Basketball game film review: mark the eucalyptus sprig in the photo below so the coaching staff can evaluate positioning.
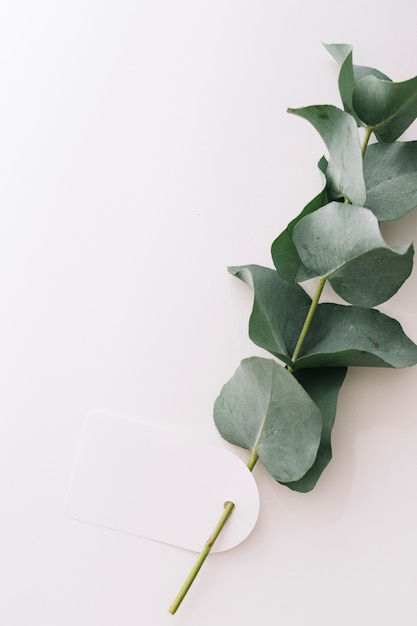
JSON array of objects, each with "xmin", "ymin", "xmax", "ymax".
[{"xmin": 169, "ymin": 43, "xmax": 417, "ymax": 614}]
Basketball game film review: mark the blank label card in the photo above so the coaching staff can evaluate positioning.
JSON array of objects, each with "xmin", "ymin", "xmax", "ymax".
[{"xmin": 65, "ymin": 411, "xmax": 260, "ymax": 552}]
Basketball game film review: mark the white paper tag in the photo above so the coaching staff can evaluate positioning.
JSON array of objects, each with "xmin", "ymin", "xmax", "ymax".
[{"xmin": 65, "ymin": 412, "xmax": 259, "ymax": 552}]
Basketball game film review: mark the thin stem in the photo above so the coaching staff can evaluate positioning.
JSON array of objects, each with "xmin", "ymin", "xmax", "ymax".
[
  {"xmin": 361, "ymin": 127, "xmax": 373, "ymax": 157},
  {"xmin": 168, "ymin": 501, "xmax": 235, "ymax": 615},
  {"xmin": 247, "ymin": 450, "xmax": 258, "ymax": 472},
  {"xmin": 288, "ymin": 276, "xmax": 327, "ymax": 371},
  {"xmin": 168, "ymin": 455, "xmax": 258, "ymax": 615}
]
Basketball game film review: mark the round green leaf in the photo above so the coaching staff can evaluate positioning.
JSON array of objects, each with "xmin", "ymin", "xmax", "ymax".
[
  {"xmin": 352, "ymin": 74, "xmax": 417, "ymax": 142},
  {"xmin": 285, "ymin": 303, "xmax": 417, "ymax": 370},
  {"xmin": 364, "ymin": 141, "xmax": 417, "ymax": 220},
  {"xmin": 213, "ymin": 357, "xmax": 322, "ymax": 483},
  {"xmin": 292, "ymin": 202, "xmax": 414, "ymax": 306}
]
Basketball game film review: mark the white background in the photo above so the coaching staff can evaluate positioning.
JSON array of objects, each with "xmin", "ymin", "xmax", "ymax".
[{"xmin": 2, "ymin": 1, "xmax": 417, "ymax": 624}]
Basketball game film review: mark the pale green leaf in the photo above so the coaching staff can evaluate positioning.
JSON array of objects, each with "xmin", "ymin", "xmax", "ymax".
[
  {"xmin": 288, "ymin": 105, "xmax": 366, "ymax": 204},
  {"xmin": 293, "ymin": 202, "xmax": 414, "ymax": 306},
  {"xmin": 323, "ymin": 42, "xmax": 352, "ymax": 66},
  {"xmin": 364, "ymin": 141, "xmax": 417, "ymax": 220},
  {"xmin": 213, "ymin": 357, "xmax": 322, "ymax": 483}
]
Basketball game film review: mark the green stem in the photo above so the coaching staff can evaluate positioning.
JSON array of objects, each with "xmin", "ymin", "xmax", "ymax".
[
  {"xmin": 168, "ymin": 501, "xmax": 235, "ymax": 615},
  {"xmin": 247, "ymin": 450, "xmax": 258, "ymax": 472},
  {"xmin": 361, "ymin": 126, "xmax": 373, "ymax": 157},
  {"xmin": 288, "ymin": 276, "xmax": 327, "ymax": 372},
  {"xmin": 168, "ymin": 455, "xmax": 258, "ymax": 615}
]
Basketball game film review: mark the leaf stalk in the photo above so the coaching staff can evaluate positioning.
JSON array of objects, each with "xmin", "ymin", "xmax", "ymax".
[
  {"xmin": 361, "ymin": 126, "xmax": 373, "ymax": 157},
  {"xmin": 288, "ymin": 276, "xmax": 327, "ymax": 371},
  {"xmin": 168, "ymin": 501, "xmax": 235, "ymax": 615},
  {"xmin": 168, "ymin": 455, "xmax": 258, "ymax": 615}
]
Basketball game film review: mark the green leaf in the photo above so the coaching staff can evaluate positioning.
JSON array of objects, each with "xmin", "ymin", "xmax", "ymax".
[
  {"xmin": 353, "ymin": 65, "xmax": 391, "ymax": 83},
  {"xmin": 271, "ymin": 184, "xmax": 327, "ymax": 283},
  {"xmin": 352, "ymin": 74, "xmax": 417, "ymax": 142},
  {"xmin": 323, "ymin": 42, "xmax": 352, "ymax": 66},
  {"xmin": 228, "ymin": 265, "xmax": 311, "ymax": 364},
  {"xmin": 281, "ymin": 367, "xmax": 347, "ymax": 492},
  {"xmin": 325, "ymin": 45, "xmax": 356, "ymax": 120},
  {"xmin": 213, "ymin": 357, "xmax": 323, "ymax": 483},
  {"xmin": 324, "ymin": 43, "xmax": 390, "ymax": 125},
  {"xmin": 364, "ymin": 141, "xmax": 417, "ymax": 220},
  {"xmin": 288, "ymin": 105, "xmax": 366, "ymax": 204},
  {"xmin": 271, "ymin": 229, "xmax": 312, "ymax": 284},
  {"xmin": 293, "ymin": 201, "xmax": 414, "ymax": 306},
  {"xmin": 285, "ymin": 303, "xmax": 417, "ymax": 369}
]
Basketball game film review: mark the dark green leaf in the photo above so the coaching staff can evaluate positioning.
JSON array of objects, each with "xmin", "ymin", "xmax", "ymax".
[
  {"xmin": 213, "ymin": 357, "xmax": 323, "ymax": 482},
  {"xmin": 288, "ymin": 105, "xmax": 366, "ymax": 204},
  {"xmin": 353, "ymin": 74, "xmax": 417, "ymax": 142},
  {"xmin": 324, "ymin": 43, "xmax": 390, "ymax": 125},
  {"xmin": 228, "ymin": 265, "xmax": 311, "ymax": 364},
  {"xmin": 285, "ymin": 303, "xmax": 417, "ymax": 369},
  {"xmin": 271, "ymin": 229, "xmax": 312, "ymax": 284},
  {"xmin": 271, "ymin": 184, "xmax": 327, "ymax": 282},
  {"xmin": 364, "ymin": 141, "xmax": 417, "ymax": 220},
  {"xmin": 293, "ymin": 202, "xmax": 414, "ymax": 306},
  {"xmin": 281, "ymin": 367, "xmax": 347, "ymax": 492},
  {"xmin": 339, "ymin": 68, "xmax": 356, "ymax": 115}
]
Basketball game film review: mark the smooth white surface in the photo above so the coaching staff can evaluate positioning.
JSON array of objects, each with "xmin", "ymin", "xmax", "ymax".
[
  {"xmin": 65, "ymin": 411, "xmax": 259, "ymax": 552},
  {"xmin": 1, "ymin": 1, "xmax": 417, "ymax": 625}
]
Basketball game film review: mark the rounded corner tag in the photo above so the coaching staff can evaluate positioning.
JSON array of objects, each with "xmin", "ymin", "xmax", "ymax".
[{"xmin": 65, "ymin": 411, "xmax": 260, "ymax": 552}]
